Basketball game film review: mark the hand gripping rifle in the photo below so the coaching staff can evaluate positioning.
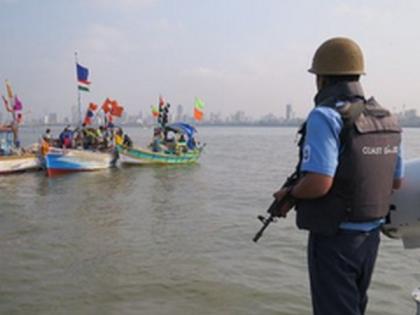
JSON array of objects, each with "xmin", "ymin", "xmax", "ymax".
[{"xmin": 253, "ymin": 172, "xmax": 299, "ymax": 243}]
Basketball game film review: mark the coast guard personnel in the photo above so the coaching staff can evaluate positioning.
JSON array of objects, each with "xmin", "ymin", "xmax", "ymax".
[{"xmin": 273, "ymin": 37, "xmax": 404, "ymax": 315}]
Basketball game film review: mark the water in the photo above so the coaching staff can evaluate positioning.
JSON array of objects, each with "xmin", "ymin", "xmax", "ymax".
[{"xmin": 1, "ymin": 126, "xmax": 420, "ymax": 314}]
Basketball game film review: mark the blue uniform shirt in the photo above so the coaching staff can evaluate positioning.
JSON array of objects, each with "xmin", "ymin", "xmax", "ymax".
[{"xmin": 301, "ymin": 105, "xmax": 404, "ymax": 231}]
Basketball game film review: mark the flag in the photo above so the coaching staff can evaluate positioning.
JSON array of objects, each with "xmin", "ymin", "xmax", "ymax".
[
  {"xmin": 1, "ymin": 95, "xmax": 13, "ymax": 112},
  {"xmin": 101, "ymin": 98, "xmax": 124, "ymax": 117},
  {"xmin": 88, "ymin": 102, "xmax": 98, "ymax": 111},
  {"xmin": 5, "ymin": 80, "xmax": 13, "ymax": 99},
  {"xmin": 83, "ymin": 102, "xmax": 98, "ymax": 125},
  {"xmin": 76, "ymin": 63, "xmax": 90, "ymax": 92},
  {"xmin": 13, "ymin": 95, "xmax": 23, "ymax": 111},
  {"xmin": 83, "ymin": 116, "xmax": 92, "ymax": 125},
  {"xmin": 194, "ymin": 108, "xmax": 203, "ymax": 121},
  {"xmin": 110, "ymin": 100, "xmax": 124, "ymax": 117},
  {"xmin": 194, "ymin": 97, "xmax": 205, "ymax": 121},
  {"xmin": 151, "ymin": 105, "xmax": 159, "ymax": 118},
  {"xmin": 102, "ymin": 98, "xmax": 112, "ymax": 113}
]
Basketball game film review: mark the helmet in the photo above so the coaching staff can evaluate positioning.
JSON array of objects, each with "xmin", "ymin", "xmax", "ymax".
[{"xmin": 309, "ymin": 37, "xmax": 365, "ymax": 75}]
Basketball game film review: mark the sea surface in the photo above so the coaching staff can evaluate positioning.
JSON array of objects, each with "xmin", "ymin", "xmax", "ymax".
[{"xmin": 1, "ymin": 126, "xmax": 420, "ymax": 315}]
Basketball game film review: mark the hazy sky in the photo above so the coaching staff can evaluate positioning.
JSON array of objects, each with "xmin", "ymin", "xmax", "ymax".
[{"xmin": 1, "ymin": 0, "xmax": 419, "ymax": 120}]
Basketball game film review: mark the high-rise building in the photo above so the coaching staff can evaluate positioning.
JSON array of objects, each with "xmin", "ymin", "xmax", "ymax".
[
  {"xmin": 44, "ymin": 113, "xmax": 58, "ymax": 125},
  {"xmin": 285, "ymin": 104, "xmax": 293, "ymax": 121}
]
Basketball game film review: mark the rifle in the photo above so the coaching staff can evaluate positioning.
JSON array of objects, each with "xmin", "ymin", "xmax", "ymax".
[{"xmin": 253, "ymin": 172, "xmax": 299, "ymax": 243}]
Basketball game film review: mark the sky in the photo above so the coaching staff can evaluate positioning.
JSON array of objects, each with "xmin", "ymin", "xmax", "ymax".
[{"xmin": 1, "ymin": 0, "xmax": 420, "ymax": 121}]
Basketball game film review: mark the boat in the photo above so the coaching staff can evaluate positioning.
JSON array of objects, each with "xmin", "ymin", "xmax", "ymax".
[
  {"xmin": 117, "ymin": 145, "xmax": 202, "ymax": 165},
  {"xmin": 43, "ymin": 59, "xmax": 124, "ymax": 177},
  {"xmin": 117, "ymin": 122, "xmax": 204, "ymax": 165},
  {"xmin": 45, "ymin": 147, "xmax": 115, "ymax": 176},
  {"xmin": 0, "ymin": 125, "xmax": 40, "ymax": 174}
]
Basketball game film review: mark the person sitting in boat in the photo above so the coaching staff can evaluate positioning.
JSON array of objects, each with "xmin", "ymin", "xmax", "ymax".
[
  {"xmin": 71, "ymin": 127, "xmax": 83, "ymax": 149},
  {"xmin": 82, "ymin": 126, "xmax": 98, "ymax": 150},
  {"xmin": 162, "ymin": 130, "xmax": 177, "ymax": 153},
  {"xmin": 95, "ymin": 126, "xmax": 105, "ymax": 150},
  {"xmin": 175, "ymin": 134, "xmax": 188, "ymax": 155},
  {"xmin": 100, "ymin": 126, "xmax": 112, "ymax": 149},
  {"xmin": 59, "ymin": 126, "xmax": 73, "ymax": 149},
  {"xmin": 149, "ymin": 128, "xmax": 163, "ymax": 152},
  {"xmin": 123, "ymin": 134, "xmax": 133, "ymax": 148}
]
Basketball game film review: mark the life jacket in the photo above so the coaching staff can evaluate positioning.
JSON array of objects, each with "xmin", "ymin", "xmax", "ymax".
[{"xmin": 295, "ymin": 82, "xmax": 402, "ymax": 236}]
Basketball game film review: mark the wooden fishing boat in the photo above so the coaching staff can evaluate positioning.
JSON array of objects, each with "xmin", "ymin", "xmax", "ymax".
[
  {"xmin": 117, "ymin": 122, "xmax": 204, "ymax": 166},
  {"xmin": 0, "ymin": 126, "xmax": 40, "ymax": 174},
  {"xmin": 0, "ymin": 152, "xmax": 40, "ymax": 174},
  {"xmin": 45, "ymin": 147, "xmax": 115, "ymax": 176},
  {"xmin": 117, "ymin": 145, "xmax": 202, "ymax": 165}
]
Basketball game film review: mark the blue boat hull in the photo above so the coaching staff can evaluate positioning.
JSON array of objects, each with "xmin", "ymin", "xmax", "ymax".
[{"xmin": 45, "ymin": 149, "xmax": 114, "ymax": 176}]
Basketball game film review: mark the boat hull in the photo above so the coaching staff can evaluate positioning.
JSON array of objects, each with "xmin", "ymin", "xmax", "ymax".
[
  {"xmin": 0, "ymin": 154, "xmax": 41, "ymax": 174},
  {"xmin": 117, "ymin": 145, "xmax": 202, "ymax": 165},
  {"xmin": 45, "ymin": 148, "xmax": 114, "ymax": 176}
]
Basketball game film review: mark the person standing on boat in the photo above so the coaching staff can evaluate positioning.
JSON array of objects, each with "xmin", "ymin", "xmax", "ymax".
[
  {"xmin": 59, "ymin": 126, "xmax": 73, "ymax": 149},
  {"xmin": 271, "ymin": 37, "xmax": 404, "ymax": 315},
  {"xmin": 114, "ymin": 128, "xmax": 124, "ymax": 146},
  {"xmin": 43, "ymin": 128, "xmax": 52, "ymax": 143}
]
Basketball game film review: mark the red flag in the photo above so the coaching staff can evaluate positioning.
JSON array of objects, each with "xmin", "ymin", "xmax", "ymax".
[
  {"xmin": 102, "ymin": 98, "xmax": 112, "ymax": 113},
  {"xmin": 83, "ymin": 117, "xmax": 91, "ymax": 125}
]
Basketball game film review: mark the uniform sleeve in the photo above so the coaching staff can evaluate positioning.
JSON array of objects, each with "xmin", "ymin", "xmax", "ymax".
[
  {"xmin": 394, "ymin": 144, "xmax": 404, "ymax": 179},
  {"xmin": 300, "ymin": 107, "xmax": 343, "ymax": 177}
]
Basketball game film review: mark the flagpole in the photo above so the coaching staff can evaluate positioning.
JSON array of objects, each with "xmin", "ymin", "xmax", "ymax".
[
  {"xmin": 75, "ymin": 51, "xmax": 81, "ymax": 126},
  {"xmin": 5, "ymin": 80, "xmax": 16, "ymax": 123}
]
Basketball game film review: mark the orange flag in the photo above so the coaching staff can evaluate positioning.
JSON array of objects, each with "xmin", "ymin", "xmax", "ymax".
[
  {"xmin": 102, "ymin": 98, "xmax": 112, "ymax": 113},
  {"xmin": 193, "ymin": 97, "xmax": 204, "ymax": 121},
  {"xmin": 102, "ymin": 98, "xmax": 123, "ymax": 117},
  {"xmin": 151, "ymin": 105, "xmax": 159, "ymax": 118},
  {"xmin": 88, "ymin": 102, "xmax": 98, "ymax": 111},
  {"xmin": 194, "ymin": 108, "xmax": 203, "ymax": 121},
  {"xmin": 110, "ymin": 100, "xmax": 124, "ymax": 117}
]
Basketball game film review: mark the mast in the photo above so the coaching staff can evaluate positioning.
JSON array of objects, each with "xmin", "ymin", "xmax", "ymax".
[
  {"xmin": 5, "ymin": 79, "xmax": 18, "ymax": 146},
  {"xmin": 75, "ymin": 51, "xmax": 82, "ymax": 126}
]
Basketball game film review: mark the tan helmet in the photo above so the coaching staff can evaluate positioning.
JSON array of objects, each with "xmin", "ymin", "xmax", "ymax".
[{"xmin": 308, "ymin": 37, "xmax": 365, "ymax": 75}]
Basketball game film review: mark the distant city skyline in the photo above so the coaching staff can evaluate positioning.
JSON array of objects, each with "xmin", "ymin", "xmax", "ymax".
[
  {"xmin": 5, "ymin": 102, "xmax": 419, "ymax": 128},
  {"xmin": 1, "ymin": 1, "xmax": 420, "ymax": 120}
]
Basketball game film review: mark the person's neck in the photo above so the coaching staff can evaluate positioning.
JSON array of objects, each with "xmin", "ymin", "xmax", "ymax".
[{"xmin": 314, "ymin": 81, "xmax": 364, "ymax": 105}]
